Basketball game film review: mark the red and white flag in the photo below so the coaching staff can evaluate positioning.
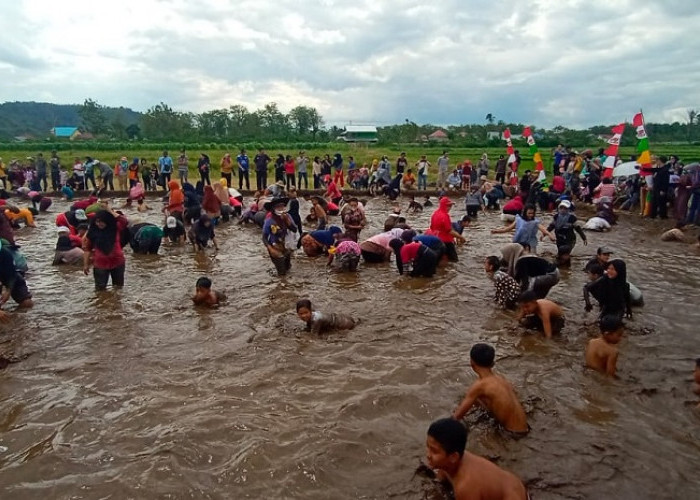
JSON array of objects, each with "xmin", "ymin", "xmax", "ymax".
[
  {"xmin": 602, "ymin": 123, "xmax": 625, "ymax": 178},
  {"xmin": 503, "ymin": 129, "xmax": 517, "ymax": 165}
]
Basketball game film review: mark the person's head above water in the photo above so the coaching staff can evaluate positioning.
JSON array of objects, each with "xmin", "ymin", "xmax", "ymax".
[
  {"xmin": 606, "ymin": 259, "xmax": 627, "ymax": 281},
  {"xmin": 521, "ymin": 205, "xmax": 536, "ymax": 221},
  {"xmin": 470, "ymin": 343, "xmax": 495, "ymax": 369},
  {"xmin": 426, "ymin": 418, "xmax": 467, "ymax": 473},
  {"xmin": 296, "ymin": 299, "xmax": 313, "ymax": 323},
  {"xmin": 600, "ymin": 315, "xmax": 624, "ymax": 344},
  {"xmin": 484, "ymin": 255, "xmax": 501, "ymax": 274},
  {"xmin": 518, "ymin": 290, "xmax": 539, "ymax": 314},
  {"xmin": 196, "ymin": 277, "xmax": 212, "ymax": 290}
]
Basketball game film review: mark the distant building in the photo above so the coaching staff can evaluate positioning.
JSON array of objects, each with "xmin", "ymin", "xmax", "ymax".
[
  {"xmin": 428, "ymin": 129, "xmax": 449, "ymax": 142},
  {"xmin": 72, "ymin": 131, "xmax": 95, "ymax": 141},
  {"xmin": 486, "ymin": 131, "xmax": 500, "ymax": 140},
  {"xmin": 13, "ymin": 134, "xmax": 34, "ymax": 142},
  {"xmin": 50, "ymin": 126, "xmax": 79, "ymax": 138},
  {"xmin": 337, "ymin": 125, "xmax": 378, "ymax": 143}
]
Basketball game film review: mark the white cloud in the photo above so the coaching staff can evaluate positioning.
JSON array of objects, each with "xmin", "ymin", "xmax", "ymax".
[{"xmin": 0, "ymin": 0, "xmax": 699, "ymax": 128}]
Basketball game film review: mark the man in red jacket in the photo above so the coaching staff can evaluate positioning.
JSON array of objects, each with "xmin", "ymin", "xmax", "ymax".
[{"xmin": 427, "ymin": 197, "xmax": 465, "ymax": 262}]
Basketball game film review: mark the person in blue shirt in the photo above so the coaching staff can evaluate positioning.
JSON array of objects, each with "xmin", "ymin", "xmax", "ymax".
[
  {"xmin": 452, "ymin": 215, "xmax": 471, "ymax": 235},
  {"xmin": 262, "ymin": 197, "xmax": 297, "ymax": 276},
  {"xmin": 236, "ymin": 149, "xmax": 250, "ymax": 190},
  {"xmin": 158, "ymin": 150, "xmax": 173, "ymax": 187}
]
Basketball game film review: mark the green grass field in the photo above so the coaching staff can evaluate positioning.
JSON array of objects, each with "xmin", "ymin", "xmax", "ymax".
[{"xmin": 2, "ymin": 144, "xmax": 699, "ymax": 188}]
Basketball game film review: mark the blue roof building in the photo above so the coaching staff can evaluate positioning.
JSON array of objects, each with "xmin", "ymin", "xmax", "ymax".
[{"xmin": 51, "ymin": 127, "xmax": 79, "ymax": 138}]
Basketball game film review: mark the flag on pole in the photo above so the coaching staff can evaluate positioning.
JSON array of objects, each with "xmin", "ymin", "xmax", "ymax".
[
  {"xmin": 503, "ymin": 129, "xmax": 517, "ymax": 166},
  {"xmin": 633, "ymin": 112, "xmax": 652, "ymax": 170},
  {"xmin": 602, "ymin": 123, "xmax": 625, "ymax": 178},
  {"xmin": 523, "ymin": 126, "xmax": 546, "ymax": 182}
]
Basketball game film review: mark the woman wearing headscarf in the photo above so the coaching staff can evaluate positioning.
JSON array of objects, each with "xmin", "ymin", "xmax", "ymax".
[
  {"xmin": 165, "ymin": 180, "xmax": 185, "ymax": 219},
  {"xmin": 83, "ymin": 209, "xmax": 128, "ymax": 290},
  {"xmin": 332, "ymin": 153, "xmax": 344, "ymax": 187},
  {"xmin": 214, "ymin": 178, "xmax": 233, "ymax": 221},
  {"xmin": 201, "ymin": 185, "xmax": 222, "ymax": 220},
  {"xmin": 546, "ymin": 200, "xmax": 587, "ymax": 266},
  {"xmin": 188, "ymin": 214, "xmax": 218, "ymax": 252},
  {"xmin": 359, "ymin": 227, "xmax": 404, "ymax": 263},
  {"xmin": 182, "ymin": 182, "xmax": 201, "ymax": 225},
  {"xmin": 584, "ymin": 259, "xmax": 632, "ymax": 320}
]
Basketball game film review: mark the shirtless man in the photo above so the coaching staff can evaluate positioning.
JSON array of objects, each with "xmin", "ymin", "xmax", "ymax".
[
  {"xmin": 453, "ymin": 343, "xmax": 528, "ymax": 434},
  {"xmin": 585, "ymin": 315, "xmax": 623, "ymax": 376},
  {"xmin": 517, "ymin": 290, "xmax": 564, "ymax": 339},
  {"xmin": 191, "ymin": 277, "xmax": 226, "ymax": 307},
  {"xmin": 425, "ymin": 418, "xmax": 528, "ymax": 500},
  {"xmin": 296, "ymin": 299, "xmax": 356, "ymax": 335}
]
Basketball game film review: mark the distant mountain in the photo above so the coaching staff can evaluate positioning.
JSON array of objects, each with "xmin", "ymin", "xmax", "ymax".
[{"xmin": 0, "ymin": 101, "xmax": 142, "ymax": 140}]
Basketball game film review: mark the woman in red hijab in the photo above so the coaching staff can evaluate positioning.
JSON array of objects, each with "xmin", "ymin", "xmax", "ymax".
[
  {"xmin": 202, "ymin": 185, "xmax": 222, "ymax": 219},
  {"xmin": 427, "ymin": 197, "xmax": 465, "ymax": 262},
  {"xmin": 165, "ymin": 180, "xmax": 184, "ymax": 219}
]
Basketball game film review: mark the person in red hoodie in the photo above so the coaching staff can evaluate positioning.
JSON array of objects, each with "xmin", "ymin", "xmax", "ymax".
[
  {"xmin": 83, "ymin": 209, "xmax": 128, "ymax": 290},
  {"xmin": 324, "ymin": 175, "xmax": 342, "ymax": 205},
  {"xmin": 427, "ymin": 197, "xmax": 465, "ymax": 262}
]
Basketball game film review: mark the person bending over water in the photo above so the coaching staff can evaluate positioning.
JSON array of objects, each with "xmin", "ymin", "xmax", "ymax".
[
  {"xmin": 296, "ymin": 299, "xmax": 356, "ymax": 335},
  {"xmin": 484, "ymin": 256, "xmax": 520, "ymax": 310},
  {"xmin": 425, "ymin": 418, "xmax": 528, "ymax": 500},
  {"xmin": 517, "ymin": 290, "xmax": 565, "ymax": 339},
  {"xmin": 452, "ymin": 343, "xmax": 529, "ymax": 434},
  {"xmin": 585, "ymin": 315, "xmax": 624, "ymax": 377},
  {"xmin": 0, "ymin": 238, "xmax": 33, "ymax": 309},
  {"xmin": 389, "ymin": 238, "xmax": 439, "ymax": 277},
  {"xmin": 192, "ymin": 277, "xmax": 226, "ymax": 307},
  {"xmin": 584, "ymin": 259, "xmax": 632, "ymax": 320}
]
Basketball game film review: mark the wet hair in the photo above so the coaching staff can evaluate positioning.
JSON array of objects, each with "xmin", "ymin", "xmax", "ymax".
[
  {"xmin": 196, "ymin": 277, "xmax": 212, "ymax": 289},
  {"xmin": 296, "ymin": 299, "xmax": 312, "ymax": 312},
  {"xmin": 600, "ymin": 315, "xmax": 623, "ymax": 333},
  {"xmin": 470, "ymin": 343, "xmax": 495, "ymax": 368},
  {"xmin": 586, "ymin": 262, "xmax": 604, "ymax": 276},
  {"xmin": 485, "ymin": 256, "xmax": 500, "ymax": 270},
  {"xmin": 427, "ymin": 418, "xmax": 467, "ymax": 457},
  {"xmin": 460, "ymin": 215, "xmax": 471, "ymax": 224},
  {"xmin": 518, "ymin": 290, "xmax": 538, "ymax": 304},
  {"xmin": 522, "ymin": 204, "xmax": 536, "ymax": 219}
]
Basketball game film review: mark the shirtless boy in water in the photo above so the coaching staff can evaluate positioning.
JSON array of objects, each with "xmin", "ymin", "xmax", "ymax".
[
  {"xmin": 517, "ymin": 290, "xmax": 565, "ymax": 339},
  {"xmin": 453, "ymin": 343, "xmax": 528, "ymax": 434},
  {"xmin": 191, "ymin": 277, "xmax": 226, "ymax": 307},
  {"xmin": 425, "ymin": 418, "xmax": 528, "ymax": 500},
  {"xmin": 296, "ymin": 299, "xmax": 356, "ymax": 335},
  {"xmin": 585, "ymin": 315, "xmax": 623, "ymax": 376}
]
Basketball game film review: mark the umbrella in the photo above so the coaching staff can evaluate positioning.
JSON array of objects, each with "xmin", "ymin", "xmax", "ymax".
[
  {"xmin": 684, "ymin": 162, "xmax": 699, "ymax": 173},
  {"xmin": 612, "ymin": 161, "xmax": 640, "ymax": 178}
]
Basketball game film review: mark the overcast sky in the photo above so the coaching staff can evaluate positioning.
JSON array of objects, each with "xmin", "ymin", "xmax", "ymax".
[{"xmin": 1, "ymin": 0, "xmax": 698, "ymax": 128}]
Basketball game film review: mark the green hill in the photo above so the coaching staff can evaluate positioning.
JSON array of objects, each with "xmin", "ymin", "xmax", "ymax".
[{"xmin": 0, "ymin": 101, "xmax": 142, "ymax": 140}]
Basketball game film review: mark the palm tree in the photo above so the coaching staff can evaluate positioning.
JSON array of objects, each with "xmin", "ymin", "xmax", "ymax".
[{"xmin": 485, "ymin": 113, "xmax": 495, "ymax": 125}]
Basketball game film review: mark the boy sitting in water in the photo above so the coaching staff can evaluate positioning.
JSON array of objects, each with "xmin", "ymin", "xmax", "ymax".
[
  {"xmin": 191, "ymin": 277, "xmax": 226, "ymax": 307},
  {"xmin": 296, "ymin": 299, "xmax": 356, "ymax": 335},
  {"xmin": 425, "ymin": 418, "xmax": 528, "ymax": 500},
  {"xmin": 585, "ymin": 315, "xmax": 623, "ymax": 376},
  {"xmin": 517, "ymin": 290, "xmax": 565, "ymax": 339},
  {"xmin": 453, "ymin": 343, "xmax": 528, "ymax": 434}
]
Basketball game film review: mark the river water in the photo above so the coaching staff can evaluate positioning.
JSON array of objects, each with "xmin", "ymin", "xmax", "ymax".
[{"xmin": 1, "ymin": 195, "xmax": 699, "ymax": 499}]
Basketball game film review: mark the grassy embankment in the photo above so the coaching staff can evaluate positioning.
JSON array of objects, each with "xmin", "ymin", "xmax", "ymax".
[{"xmin": 3, "ymin": 144, "xmax": 699, "ymax": 188}]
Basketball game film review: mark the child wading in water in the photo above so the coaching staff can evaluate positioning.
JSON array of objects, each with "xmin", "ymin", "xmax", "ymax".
[
  {"xmin": 585, "ymin": 315, "xmax": 623, "ymax": 376},
  {"xmin": 425, "ymin": 418, "xmax": 528, "ymax": 500},
  {"xmin": 191, "ymin": 277, "xmax": 226, "ymax": 307},
  {"xmin": 517, "ymin": 290, "xmax": 565, "ymax": 338},
  {"xmin": 453, "ymin": 343, "xmax": 528, "ymax": 434},
  {"xmin": 296, "ymin": 299, "xmax": 356, "ymax": 335}
]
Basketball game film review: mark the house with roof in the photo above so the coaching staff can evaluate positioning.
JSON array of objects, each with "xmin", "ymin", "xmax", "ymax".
[
  {"xmin": 428, "ymin": 129, "xmax": 449, "ymax": 142},
  {"xmin": 337, "ymin": 125, "xmax": 378, "ymax": 143},
  {"xmin": 50, "ymin": 127, "xmax": 79, "ymax": 139},
  {"xmin": 486, "ymin": 131, "xmax": 501, "ymax": 141}
]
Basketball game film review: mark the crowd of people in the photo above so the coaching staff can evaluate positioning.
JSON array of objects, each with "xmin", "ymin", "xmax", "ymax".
[{"xmin": 1, "ymin": 145, "xmax": 699, "ymax": 500}]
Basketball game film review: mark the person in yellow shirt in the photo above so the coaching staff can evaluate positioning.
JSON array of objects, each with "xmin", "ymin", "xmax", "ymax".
[
  {"xmin": 220, "ymin": 153, "xmax": 234, "ymax": 190},
  {"xmin": 4, "ymin": 206, "xmax": 36, "ymax": 228}
]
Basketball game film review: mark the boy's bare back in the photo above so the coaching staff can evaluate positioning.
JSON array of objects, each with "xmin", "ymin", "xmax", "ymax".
[
  {"xmin": 452, "ymin": 452, "xmax": 527, "ymax": 500},
  {"xmin": 585, "ymin": 337, "xmax": 618, "ymax": 376},
  {"xmin": 456, "ymin": 375, "xmax": 528, "ymax": 433}
]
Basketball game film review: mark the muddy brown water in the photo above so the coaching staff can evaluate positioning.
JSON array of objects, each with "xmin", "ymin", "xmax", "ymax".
[{"xmin": 1, "ymin": 196, "xmax": 699, "ymax": 499}]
